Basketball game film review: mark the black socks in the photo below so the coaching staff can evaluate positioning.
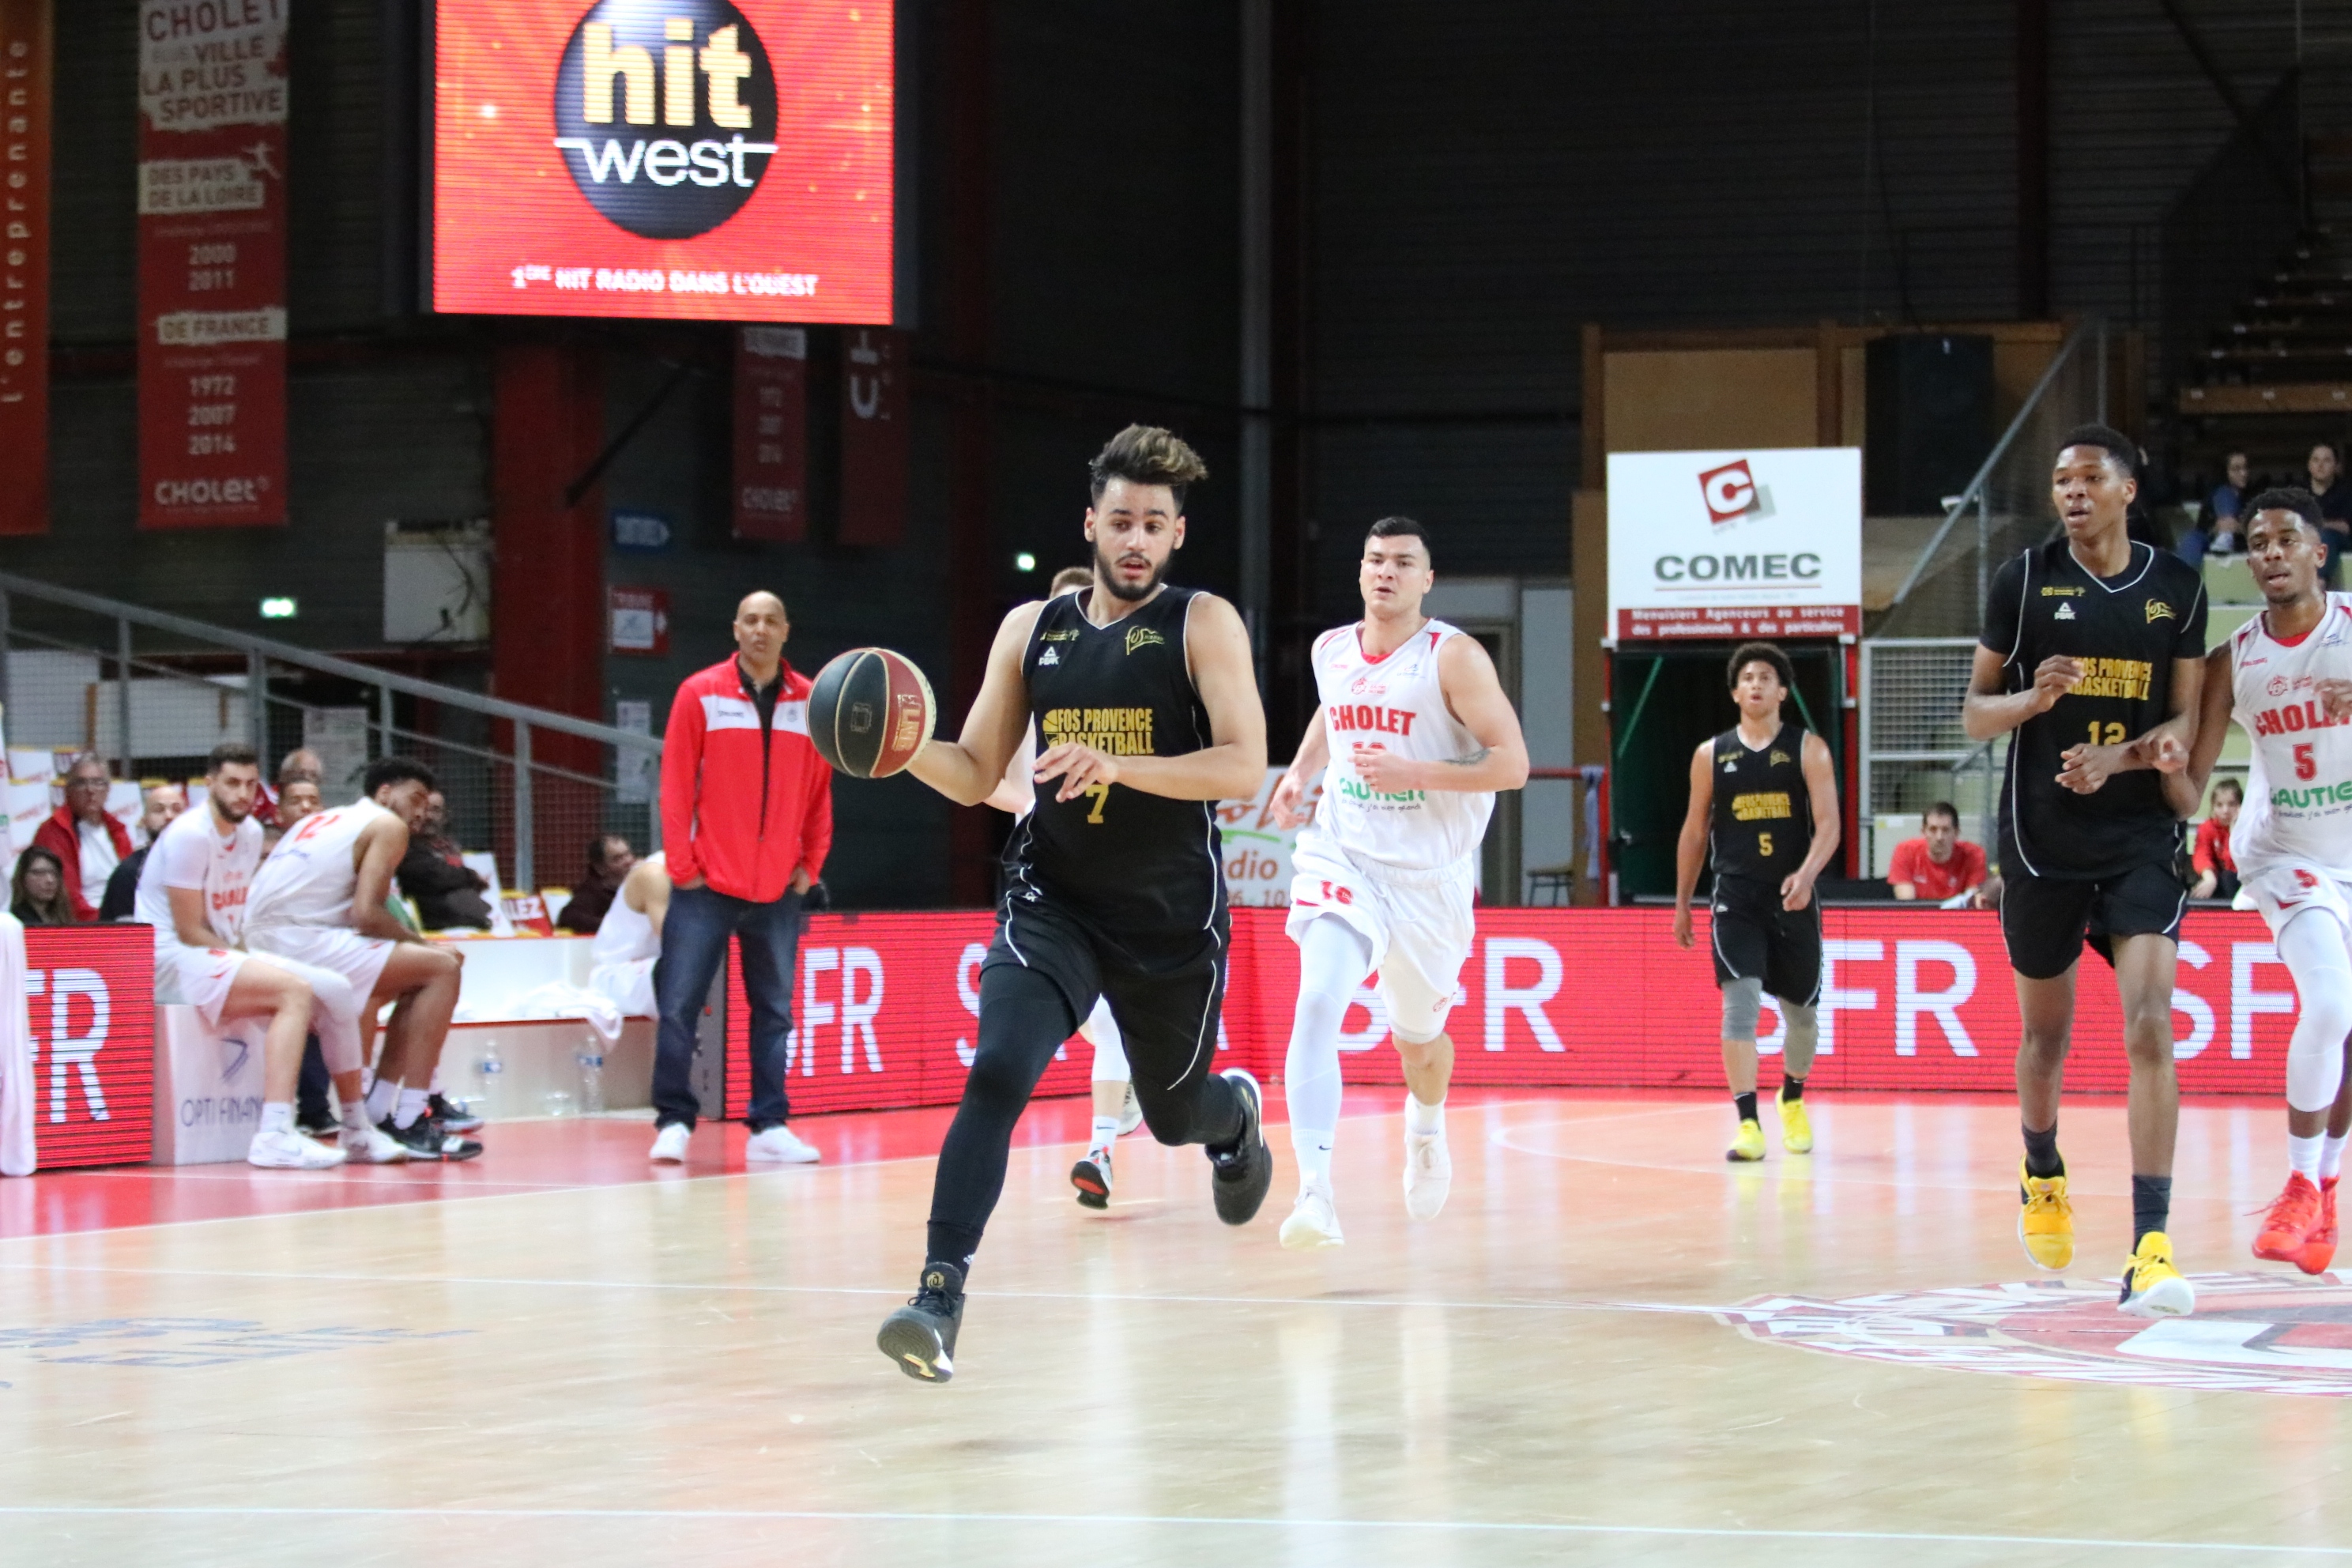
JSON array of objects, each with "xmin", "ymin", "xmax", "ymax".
[
  {"xmin": 925, "ymin": 1225, "xmax": 981, "ymax": 1280},
  {"xmin": 1733, "ymin": 1091, "xmax": 1758, "ymax": 1124},
  {"xmin": 1781, "ymin": 1076, "xmax": 1805, "ymax": 1102},
  {"xmin": 2131, "ymin": 1175, "xmax": 2172, "ymax": 1247},
  {"xmin": 2022, "ymin": 1122, "xmax": 2063, "ymax": 1179}
]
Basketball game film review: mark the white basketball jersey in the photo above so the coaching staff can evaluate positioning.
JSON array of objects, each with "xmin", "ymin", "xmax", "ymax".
[
  {"xmin": 134, "ymin": 806, "xmax": 262, "ymax": 952},
  {"xmin": 1307, "ymin": 618, "xmax": 1493, "ymax": 872},
  {"xmin": 246, "ymin": 797, "xmax": 394, "ymax": 930},
  {"xmin": 2230, "ymin": 594, "xmax": 2352, "ymax": 878},
  {"xmin": 592, "ymin": 852, "xmax": 665, "ymax": 967}
]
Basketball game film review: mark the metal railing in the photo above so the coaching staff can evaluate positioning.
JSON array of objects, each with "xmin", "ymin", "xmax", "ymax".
[{"xmin": 0, "ymin": 572, "xmax": 662, "ymax": 895}]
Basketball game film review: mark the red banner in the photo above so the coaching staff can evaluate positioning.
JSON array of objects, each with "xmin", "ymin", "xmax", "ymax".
[
  {"xmin": 721, "ymin": 906, "xmax": 2309, "ymax": 1118},
  {"xmin": 1616, "ymin": 605, "xmax": 1863, "ymax": 641},
  {"xmin": 135, "ymin": 0, "xmax": 288, "ymax": 529},
  {"xmin": 27, "ymin": 925, "xmax": 156, "ymax": 1169},
  {"xmin": 0, "ymin": 0, "xmax": 49, "ymax": 536},
  {"xmin": 733, "ymin": 325, "xmax": 806, "ymax": 541},
  {"xmin": 839, "ymin": 326, "xmax": 906, "ymax": 547}
]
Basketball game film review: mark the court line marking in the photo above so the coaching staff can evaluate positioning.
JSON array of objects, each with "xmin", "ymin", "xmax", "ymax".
[{"xmin": 0, "ymin": 1504, "xmax": 2344, "ymax": 1554}]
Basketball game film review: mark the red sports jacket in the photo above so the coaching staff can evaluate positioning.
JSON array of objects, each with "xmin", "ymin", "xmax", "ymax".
[
  {"xmin": 661, "ymin": 657, "xmax": 833, "ymax": 903},
  {"xmin": 32, "ymin": 805, "xmax": 134, "ymax": 923}
]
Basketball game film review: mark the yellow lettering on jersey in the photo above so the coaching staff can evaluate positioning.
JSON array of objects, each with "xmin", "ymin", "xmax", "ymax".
[
  {"xmin": 1769, "ymin": 749, "xmax": 1792, "ymax": 767},
  {"xmin": 2069, "ymin": 658, "xmax": 2152, "ymax": 700},
  {"xmin": 1124, "ymin": 627, "xmax": 1167, "ymax": 655},
  {"xmin": 2041, "ymin": 586, "xmax": 2083, "ymax": 596},
  {"xmin": 1041, "ymin": 706, "xmax": 1158, "ymax": 756},
  {"xmin": 2146, "ymin": 599, "xmax": 2176, "ymax": 623},
  {"xmin": 1731, "ymin": 792, "xmax": 1792, "ymax": 822}
]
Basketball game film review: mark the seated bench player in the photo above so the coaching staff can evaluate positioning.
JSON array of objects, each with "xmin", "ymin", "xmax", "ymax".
[
  {"xmin": 135, "ymin": 743, "xmax": 407, "ymax": 1168},
  {"xmin": 590, "ymin": 850, "xmax": 669, "ymax": 1017}
]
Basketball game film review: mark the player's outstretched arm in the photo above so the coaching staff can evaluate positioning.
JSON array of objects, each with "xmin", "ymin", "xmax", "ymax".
[
  {"xmin": 1037, "ymin": 594, "xmax": 1268, "ymax": 804},
  {"xmin": 1354, "ymin": 633, "xmax": 1531, "ymax": 796},
  {"xmin": 1671, "ymin": 737, "xmax": 1713, "ymax": 950},
  {"xmin": 351, "ymin": 817, "xmax": 427, "ymax": 944},
  {"xmin": 2162, "ymin": 645, "xmax": 2235, "ymax": 820},
  {"xmin": 906, "ymin": 603, "xmax": 1046, "ymax": 808},
  {"xmin": 1782, "ymin": 732, "xmax": 1842, "ymax": 911},
  {"xmin": 1962, "ymin": 644, "xmax": 2079, "ymax": 741},
  {"xmin": 1270, "ymin": 709, "xmax": 1330, "ymax": 828}
]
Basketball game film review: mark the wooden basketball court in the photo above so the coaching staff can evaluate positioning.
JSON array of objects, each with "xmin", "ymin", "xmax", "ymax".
[{"xmin": 4, "ymin": 1089, "xmax": 2350, "ymax": 1566}]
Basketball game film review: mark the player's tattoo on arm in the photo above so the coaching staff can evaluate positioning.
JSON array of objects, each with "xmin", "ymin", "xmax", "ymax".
[{"xmin": 1441, "ymin": 746, "xmax": 1493, "ymax": 768}]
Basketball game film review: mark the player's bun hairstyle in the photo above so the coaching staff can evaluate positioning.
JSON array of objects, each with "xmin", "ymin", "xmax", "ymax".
[
  {"xmin": 1726, "ymin": 641, "xmax": 1796, "ymax": 695},
  {"xmin": 2056, "ymin": 423, "xmax": 2139, "ymax": 478},
  {"xmin": 1089, "ymin": 424, "xmax": 1209, "ymax": 509},
  {"xmin": 2246, "ymin": 485, "xmax": 2324, "ymax": 531},
  {"xmin": 362, "ymin": 756, "xmax": 439, "ymax": 797},
  {"xmin": 206, "ymin": 741, "xmax": 258, "ymax": 773},
  {"xmin": 1049, "ymin": 565, "xmax": 1095, "ymax": 594},
  {"xmin": 1924, "ymin": 801, "xmax": 1961, "ymax": 828},
  {"xmin": 1367, "ymin": 514, "xmax": 1433, "ymax": 559}
]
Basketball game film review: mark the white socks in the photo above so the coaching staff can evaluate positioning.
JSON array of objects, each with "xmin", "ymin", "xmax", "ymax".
[
  {"xmin": 259, "ymin": 1102, "xmax": 293, "ymax": 1136},
  {"xmin": 364, "ymin": 1076, "xmax": 400, "ymax": 1125},
  {"xmin": 1284, "ymin": 915, "xmax": 1370, "ymax": 1189},
  {"xmin": 2327, "ymin": 1133, "xmax": 2350, "ymax": 1183},
  {"xmin": 2292, "ymin": 1132, "xmax": 2324, "ymax": 1183},
  {"xmin": 1405, "ymin": 1092, "xmax": 1445, "ymax": 1137},
  {"xmin": 394, "ymin": 1086, "xmax": 430, "ymax": 1130},
  {"xmin": 1089, "ymin": 1115, "xmax": 1121, "ymax": 1152},
  {"xmin": 341, "ymin": 1099, "xmax": 373, "ymax": 1137}
]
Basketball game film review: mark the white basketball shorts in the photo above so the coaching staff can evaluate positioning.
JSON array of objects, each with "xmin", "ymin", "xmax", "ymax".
[
  {"xmin": 2246, "ymin": 860, "xmax": 2352, "ymax": 941},
  {"xmin": 242, "ymin": 925, "xmax": 397, "ymax": 1020},
  {"xmin": 590, "ymin": 956, "xmax": 658, "ymax": 1019},
  {"xmin": 154, "ymin": 940, "xmax": 246, "ymax": 1027},
  {"xmin": 1286, "ymin": 830, "xmax": 1476, "ymax": 1043}
]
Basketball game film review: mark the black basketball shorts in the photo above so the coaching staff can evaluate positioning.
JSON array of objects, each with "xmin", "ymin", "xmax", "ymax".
[
  {"xmin": 982, "ymin": 890, "xmax": 1229, "ymax": 1093},
  {"xmin": 1999, "ymin": 859, "xmax": 2188, "ymax": 980},
  {"xmin": 1709, "ymin": 874, "xmax": 1824, "ymax": 1006}
]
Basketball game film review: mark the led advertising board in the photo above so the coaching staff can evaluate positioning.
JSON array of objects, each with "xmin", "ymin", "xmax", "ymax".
[{"xmin": 431, "ymin": 0, "xmax": 893, "ymax": 322}]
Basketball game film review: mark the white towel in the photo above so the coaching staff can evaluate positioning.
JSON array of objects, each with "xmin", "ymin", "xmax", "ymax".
[{"xmin": 0, "ymin": 912, "xmax": 35, "ymax": 1175}]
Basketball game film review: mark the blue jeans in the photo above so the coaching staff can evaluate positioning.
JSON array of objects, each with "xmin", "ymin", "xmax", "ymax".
[{"xmin": 652, "ymin": 884, "xmax": 805, "ymax": 1132}]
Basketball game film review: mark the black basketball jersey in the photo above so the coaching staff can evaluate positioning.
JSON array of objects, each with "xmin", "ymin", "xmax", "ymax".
[
  {"xmin": 1005, "ymin": 585, "xmax": 1226, "ymax": 939},
  {"xmin": 1981, "ymin": 538, "xmax": 2207, "ymax": 879},
  {"xmin": 1708, "ymin": 721, "xmax": 1811, "ymax": 884}
]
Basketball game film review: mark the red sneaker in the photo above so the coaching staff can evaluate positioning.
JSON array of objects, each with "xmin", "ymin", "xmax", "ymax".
[
  {"xmin": 2297, "ymin": 1176, "xmax": 2340, "ymax": 1276},
  {"xmin": 2255, "ymin": 1172, "xmax": 2325, "ymax": 1263}
]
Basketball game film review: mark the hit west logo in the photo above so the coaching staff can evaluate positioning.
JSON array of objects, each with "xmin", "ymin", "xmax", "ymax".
[{"xmin": 552, "ymin": 0, "xmax": 781, "ymax": 239}]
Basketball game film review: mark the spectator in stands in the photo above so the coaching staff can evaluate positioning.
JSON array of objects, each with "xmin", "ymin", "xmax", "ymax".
[
  {"xmin": 2179, "ymin": 450, "xmax": 2250, "ymax": 564},
  {"xmin": 2192, "ymin": 777, "xmax": 2243, "ymax": 901},
  {"xmin": 2312, "ymin": 444, "xmax": 2352, "ymax": 587},
  {"xmin": 34, "ymin": 754, "xmax": 133, "ymax": 923},
  {"xmin": 395, "ymin": 789, "xmax": 492, "ymax": 930},
  {"xmin": 1887, "ymin": 801, "xmax": 1988, "ymax": 903},
  {"xmin": 557, "ymin": 834, "xmax": 637, "ymax": 935},
  {"xmin": 10, "ymin": 846, "xmax": 72, "ymax": 926},
  {"xmin": 650, "ymin": 590, "xmax": 831, "ymax": 1166},
  {"xmin": 258, "ymin": 748, "xmax": 322, "ymax": 827},
  {"xmin": 100, "ymin": 782, "xmax": 187, "ymax": 921}
]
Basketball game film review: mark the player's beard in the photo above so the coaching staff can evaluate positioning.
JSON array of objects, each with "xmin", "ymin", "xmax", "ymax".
[{"xmin": 1094, "ymin": 540, "xmax": 1167, "ymax": 602}]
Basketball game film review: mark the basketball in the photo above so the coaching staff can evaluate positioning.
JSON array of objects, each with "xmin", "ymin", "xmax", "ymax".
[{"xmin": 808, "ymin": 646, "xmax": 937, "ymax": 778}]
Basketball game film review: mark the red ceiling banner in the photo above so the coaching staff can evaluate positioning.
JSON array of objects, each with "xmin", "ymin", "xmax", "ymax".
[
  {"xmin": 838, "ymin": 326, "xmax": 906, "ymax": 547},
  {"xmin": 733, "ymin": 324, "xmax": 806, "ymax": 541},
  {"xmin": 0, "ymin": 0, "xmax": 51, "ymax": 537},
  {"xmin": 136, "ymin": 0, "xmax": 289, "ymax": 529}
]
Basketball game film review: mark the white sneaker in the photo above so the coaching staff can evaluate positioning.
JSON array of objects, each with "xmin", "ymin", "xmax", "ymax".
[
  {"xmin": 1402, "ymin": 1107, "xmax": 1452, "ymax": 1220},
  {"xmin": 339, "ymin": 1121, "xmax": 410, "ymax": 1164},
  {"xmin": 1116, "ymin": 1082, "xmax": 1144, "ymax": 1137},
  {"xmin": 649, "ymin": 1122, "xmax": 691, "ymax": 1163},
  {"xmin": 1279, "ymin": 1182, "xmax": 1345, "ymax": 1250},
  {"xmin": 746, "ymin": 1125, "xmax": 821, "ymax": 1163},
  {"xmin": 248, "ymin": 1126, "xmax": 347, "ymax": 1170}
]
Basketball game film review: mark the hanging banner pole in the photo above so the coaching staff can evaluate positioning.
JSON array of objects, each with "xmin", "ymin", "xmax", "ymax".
[
  {"xmin": 135, "ymin": 0, "xmax": 289, "ymax": 530},
  {"xmin": 0, "ymin": 0, "xmax": 51, "ymax": 537}
]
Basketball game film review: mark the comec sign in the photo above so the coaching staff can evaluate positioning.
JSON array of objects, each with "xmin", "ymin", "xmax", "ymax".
[
  {"xmin": 432, "ymin": 0, "xmax": 892, "ymax": 322},
  {"xmin": 1607, "ymin": 448, "xmax": 1863, "ymax": 641}
]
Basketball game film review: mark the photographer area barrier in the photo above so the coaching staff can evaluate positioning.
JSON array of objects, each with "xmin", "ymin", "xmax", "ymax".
[{"xmin": 726, "ymin": 906, "xmax": 2305, "ymax": 1113}]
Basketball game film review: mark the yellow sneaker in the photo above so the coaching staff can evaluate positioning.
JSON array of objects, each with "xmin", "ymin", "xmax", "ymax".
[
  {"xmin": 2117, "ymin": 1231, "xmax": 2196, "ymax": 1317},
  {"xmin": 1727, "ymin": 1118, "xmax": 1766, "ymax": 1163},
  {"xmin": 2018, "ymin": 1158, "xmax": 2074, "ymax": 1271},
  {"xmin": 1777, "ymin": 1087, "xmax": 1812, "ymax": 1153}
]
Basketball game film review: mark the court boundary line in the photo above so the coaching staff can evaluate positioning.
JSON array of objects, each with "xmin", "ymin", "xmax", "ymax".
[{"xmin": 0, "ymin": 1503, "xmax": 2344, "ymax": 1554}]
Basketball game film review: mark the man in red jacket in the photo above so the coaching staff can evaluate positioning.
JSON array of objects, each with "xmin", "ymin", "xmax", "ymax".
[
  {"xmin": 650, "ymin": 590, "xmax": 833, "ymax": 1165},
  {"xmin": 34, "ymin": 754, "xmax": 134, "ymax": 922}
]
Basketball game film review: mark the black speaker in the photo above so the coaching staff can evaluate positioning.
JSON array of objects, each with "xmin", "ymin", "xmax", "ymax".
[{"xmin": 1866, "ymin": 334, "xmax": 1994, "ymax": 514}]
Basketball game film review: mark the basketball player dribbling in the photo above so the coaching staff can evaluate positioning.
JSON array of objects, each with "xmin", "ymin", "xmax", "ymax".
[
  {"xmin": 876, "ymin": 425, "xmax": 1272, "ymax": 1382},
  {"xmin": 1965, "ymin": 423, "xmax": 2206, "ymax": 1317},
  {"xmin": 1268, "ymin": 515, "xmax": 1528, "ymax": 1247},
  {"xmin": 2174, "ymin": 489, "xmax": 2352, "ymax": 1273}
]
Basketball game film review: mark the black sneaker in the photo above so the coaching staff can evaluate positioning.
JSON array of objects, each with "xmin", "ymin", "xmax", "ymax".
[
  {"xmin": 424, "ymin": 1115, "xmax": 484, "ymax": 1162},
  {"xmin": 378, "ymin": 1114, "xmax": 485, "ymax": 1163},
  {"xmin": 1070, "ymin": 1147, "xmax": 1113, "ymax": 1209},
  {"xmin": 296, "ymin": 1112, "xmax": 339, "ymax": 1140},
  {"xmin": 1208, "ymin": 1068, "xmax": 1272, "ymax": 1226},
  {"xmin": 876, "ymin": 1261, "xmax": 964, "ymax": 1383},
  {"xmin": 427, "ymin": 1093, "xmax": 484, "ymax": 1133}
]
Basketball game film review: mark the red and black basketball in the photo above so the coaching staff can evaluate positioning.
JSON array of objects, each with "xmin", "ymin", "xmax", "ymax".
[{"xmin": 808, "ymin": 648, "xmax": 937, "ymax": 778}]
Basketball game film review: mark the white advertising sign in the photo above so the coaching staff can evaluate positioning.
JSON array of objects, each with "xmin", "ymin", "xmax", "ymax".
[
  {"xmin": 1216, "ymin": 767, "xmax": 1323, "ymax": 907},
  {"xmin": 1607, "ymin": 447, "xmax": 1863, "ymax": 641}
]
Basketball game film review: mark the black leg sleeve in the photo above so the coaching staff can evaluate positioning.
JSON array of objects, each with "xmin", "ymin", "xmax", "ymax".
[{"xmin": 925, "ymin": 963, "xmax": 1077, "ymax": 1270}]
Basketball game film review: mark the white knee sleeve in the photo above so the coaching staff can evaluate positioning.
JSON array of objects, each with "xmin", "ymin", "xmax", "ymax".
[
  {"xmin": 2278, "ymin": 910, "xmax": 2352, "ymax": 1114},
  {"xmin": 1284, "ymin": 914, "xmax": 1371, "ymax": 1139},
  {"xmin": 1081, "ymin": 996, "xmax": 1128, "ymax": 1082}
]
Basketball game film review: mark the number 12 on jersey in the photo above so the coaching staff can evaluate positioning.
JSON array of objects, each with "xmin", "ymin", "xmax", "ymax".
[{"xmin": 2086, "ymin": 721, "xmax": 2125, "ymax": 746}]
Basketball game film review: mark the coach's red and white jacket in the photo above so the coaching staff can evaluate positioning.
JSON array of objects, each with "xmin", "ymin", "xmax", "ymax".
[{"xmin": 660, "ymin": 657, "xmax": 833, "ymax": 904}]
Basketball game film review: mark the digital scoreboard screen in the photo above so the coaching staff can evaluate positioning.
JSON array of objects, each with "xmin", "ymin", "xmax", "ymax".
[{"xmin": 430, "ymin": 0, "xmax": 893, "ymax": 322}]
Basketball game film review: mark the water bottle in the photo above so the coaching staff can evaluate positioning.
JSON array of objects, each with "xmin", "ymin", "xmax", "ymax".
[
  {"xmin": 578, "ymin": 1048, "xmax": 605, "ymax": 1116},
  {"xmin": 477, "ymin": 1041, "xmax": 504, "ymax": 1114}
]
